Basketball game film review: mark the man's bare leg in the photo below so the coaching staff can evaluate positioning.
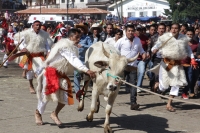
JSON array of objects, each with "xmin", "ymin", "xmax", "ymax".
[
  {"xmin": 35, "ymin": 109, "xmax": 43, "ymax": 125},
  {"xmin": 29, "ymin": 79, "xmax": 36, "ymax": 94},
  {"xmin": 166, "ymin": 95, "xmax": 175, "ymax": 112},
  {"xmin": 50, "ymin": 102, "xmax": 65, "ymax": 125},
  {"xmin": 22, "ymin": 69, "xmax": 27, "ymax": 79}
]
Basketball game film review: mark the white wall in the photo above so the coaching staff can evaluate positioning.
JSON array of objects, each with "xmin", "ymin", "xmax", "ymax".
[
  {"xmin": 75, "ymin": 0, "xmax": 88, "ymax": 8},
  {"xmin": 60, "ymin": 0, "xmax": 88, "ymax": 8},
  {"xmin": 88, "ymin": 0, "xmax": 108, "ymax": 2},
  {"xmin": 110, "ymin": 0, "xmax": 169, "ymax": 17}
]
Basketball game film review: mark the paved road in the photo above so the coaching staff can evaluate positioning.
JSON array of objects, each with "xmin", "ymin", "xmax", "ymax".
[{"xmin": 0, "ymin": 52, "xmax": 200, "ymax": 133}]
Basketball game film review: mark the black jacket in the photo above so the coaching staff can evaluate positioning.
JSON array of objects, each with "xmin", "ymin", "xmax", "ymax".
[
  {"xmin": 196, "ymin": 43, "xmax": 200, "ymax": 58},
  {"xmin": 147, "ymin": 33, "xmax": 159, "ymax": 54},
  {"xmin": 193, "ymin": 35, "xmax": 200, "ymax": 43}
]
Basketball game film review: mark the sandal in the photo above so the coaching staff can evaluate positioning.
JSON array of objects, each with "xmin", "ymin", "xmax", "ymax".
[{"xmin": 166, "ymin": 106, "xmax": 176, "ymax": 112}]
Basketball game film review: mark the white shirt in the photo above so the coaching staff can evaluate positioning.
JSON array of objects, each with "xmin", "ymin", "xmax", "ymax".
[
  {"xmin": 151, "ymin": 33, "xmax": 194, "ymax": 59},
  {"xmin": 151, "ymin": 38, "xmax": 163, "ymax": 58},
  {"xmin": 104, "ymin": 37, "xmax": 116, "ymax": 45},
  {"xmin": 106, "ymin": 34, "xmax": 112, "ymax": 40},
  {"xmin": 115, "ymin": 36, "xmax": 145, "ymax": 67},
  {"xmin": 59, "ymin": 47, "xmax": 89, "ymax": 73},
  {"xmin": 93, "ymin": 36, "xmax": 98, "ymax": 44}
]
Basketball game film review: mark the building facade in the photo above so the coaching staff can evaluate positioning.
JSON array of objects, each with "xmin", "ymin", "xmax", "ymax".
[
  {"xmin": 22, "ymin": 0, "xmax": 111, "ymax": 10},
  {"xmin": 16, "ymin": 0, "xmax": 111, "ymax": 10},
  {"xmin": 60, "ymin": 0, "xmax": 111, "ymax": 9},
  {"xmin": 86, "ymin": 0, "xmax": 113, "ymax": 10},
  {"xmin": 108, "ymin": 0, "xmax": 169, "ymax": 18},
  {"xmin": 23, "ymin": 0, "xmax": 60, "ymax": 8}
]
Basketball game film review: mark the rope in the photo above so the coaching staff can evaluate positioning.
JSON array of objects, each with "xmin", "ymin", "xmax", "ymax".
[
  {"xmin": 106, "ymin": 71, "xmax": 118, "ymax": 79},
  {"xmin": 158, "ymin": 35, "xmax": 174, "ymax": 50},
  {"xmin": 110, "ymin": 76, "xmax": 200, "ymax": 106}
]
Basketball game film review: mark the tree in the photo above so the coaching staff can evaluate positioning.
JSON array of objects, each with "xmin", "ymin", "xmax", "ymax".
[{"xmin": 164, "ymin": 0, "xmax": 200, "ymax": 23}]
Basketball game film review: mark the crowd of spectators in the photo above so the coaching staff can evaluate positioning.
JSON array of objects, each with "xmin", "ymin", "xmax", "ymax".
[{"xmin": 1, "ymin": 12, "xmax": 200, "ymax": 102}]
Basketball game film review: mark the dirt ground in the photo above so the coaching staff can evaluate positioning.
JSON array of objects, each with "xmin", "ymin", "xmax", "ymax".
[{"xmin": 0, "ymin": 52, "xmax": 200, "ymax": 133}]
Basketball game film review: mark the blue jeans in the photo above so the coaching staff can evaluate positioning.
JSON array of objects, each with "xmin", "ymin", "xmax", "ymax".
[
  {"xmin": 146, "ymin": 60, "xmax": 154, "ymax": 79},
  {"xmin": 183, "ymin": 66, "xmax": 197, "ymax": 94},
  {"xmin": 124, "ymin": 70, "xmax": 137, "ymax": 104},
  {"xmin": 137, "ymin": 61, "xmax": 146, "ymax": 87},
  {"xmin": 149, "ymin": 58, "xmax": 162, "ymax": 88},
  {"xmin": 74, "ymin": 70, "xmax": 82, "ymax": 93}
]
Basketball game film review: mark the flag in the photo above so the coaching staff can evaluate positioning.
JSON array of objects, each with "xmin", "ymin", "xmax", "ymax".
[
  {"xmin": 51, "ymin": 23, "xmax": 64, "ymax": 38},
  {"xmin": 100, "ymin": 19, "xmax": 106, "ymax": 26}
]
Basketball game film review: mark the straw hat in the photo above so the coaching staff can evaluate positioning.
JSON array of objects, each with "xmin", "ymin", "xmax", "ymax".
[
  {"xmin": 90, "ymin": 23, "xmax": 102, "ymax": 33},
  {"xmin": 74, "ymin": 23, "xmax": 88, "ymax": 34}
]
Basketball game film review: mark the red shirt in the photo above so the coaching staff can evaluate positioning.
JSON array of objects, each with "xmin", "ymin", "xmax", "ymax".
[
  {"xmin": 181, "ymin": 40, "xmax": 198, "ymax": 64},
  {"xmin": 190, "ymin": 40, "xmax": 198, "ymax": 52},
  {"xmin": 135, "ymin": 34, "xmax": 148, "ymax": 60}
]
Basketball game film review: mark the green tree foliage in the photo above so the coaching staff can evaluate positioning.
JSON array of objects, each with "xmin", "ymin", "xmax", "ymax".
[{"xmin": 164, "ymin": 0, "xmax": 200, "ymax": 23}]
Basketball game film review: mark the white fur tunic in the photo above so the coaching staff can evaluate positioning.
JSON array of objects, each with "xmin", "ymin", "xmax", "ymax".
[
  {"xmin": 37, "ymin": 38, "xmax": 88, "ymax": 104},
  {"xmin": 14, "ymin": 29, "xmax": 51, "ymax": 72},
  {"xmin": 14, "ymin": 28, "xmax": 50, "ymax": 53},
  {"xmin": 158, "ymin": 33, "xmax": 191, "ymax": 60},
  {"xmin": 152, "ymin": 33, "xmax": 193, "ymax": 88}
]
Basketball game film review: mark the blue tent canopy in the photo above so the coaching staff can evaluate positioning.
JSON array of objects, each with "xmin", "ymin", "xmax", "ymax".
[
  {"xmin": 139, "ymin": 17, "xmax": 161, "ymax": 21},
  {"xmin": 128, "ymin": 17, "xmax": 139, "ymax": 21},
  {"xmin": 128, "ymin": 17, "xmax": 161, "ymax": 21}
]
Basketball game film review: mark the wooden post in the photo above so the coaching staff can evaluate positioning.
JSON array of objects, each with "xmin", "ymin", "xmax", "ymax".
[
  {"xmin": 120, "ymin": 0, "xmax": 123, "ymax": 24},
  {"xmin": 46, "ymin": 0, "xmax": 48, "ymax": 8},
  {"xmin": 115, "ymin": 0, "xmax": 121, "ymax": 22},
  {"xmin": 67, "ymin": 0, "xmax": 69, "ymax": 21},
  {"xmin": 40, "ymin": 0, "xmax": 41, "ymax": 14}
]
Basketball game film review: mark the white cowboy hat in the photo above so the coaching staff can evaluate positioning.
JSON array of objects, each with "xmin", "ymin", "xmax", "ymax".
[{"xmin": 90, "ymin": 23, "xmax": 102, "ymax": 33}]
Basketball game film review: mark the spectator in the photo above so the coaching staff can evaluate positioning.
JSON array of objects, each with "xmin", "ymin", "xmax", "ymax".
[
  {"xmin": 194, "ymin": 28, "xmax": 199, "ymax": 36},
  {"xmin": 193, "ymin": 32, "xmax": 200, "ymax": 43},
  {"xmin": 104, "ymin": 29, "xmax": 123, "ymax": 45},
  {"xmin": 89, "ymin": 23, "xmax": 102, "ymax": 44},
  {"xmin": 182, "ymin": 28, "xmax": 199, "ymax": 99},
  {"xmin": 115, "ymin": 24, "xmax": 146, "ymax": 110},
  {"xmin": 148, "ymin": 23, "xmax": 166, "ymax": 92},
  {"xmin": 74, "ymin": 23, "xmax": 92, "ymax": 94},
  {"xmin": 180, "ymin": 23, "xmax": 188, "ymax": 34},
  {"xmin": 135, "ymin": 27, "xmax": 149, "ymax": 92},
  {"xmin": 100, "ymin": 23, "xmax": 114, "ymax": 42},
  {"xmin": 166, "ymin": 24, "xmax": 171, "ymax": 32},
  {"xmin": 145, "ymin": 25, "xmax": 156, "ymax": 38}
]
